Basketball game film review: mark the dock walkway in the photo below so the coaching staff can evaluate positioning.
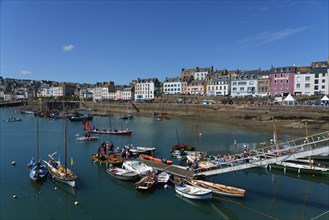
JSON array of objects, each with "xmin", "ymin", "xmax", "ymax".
[{"xmin": 140, "ymin": 131, "xmax": 329, "ymax": 178}]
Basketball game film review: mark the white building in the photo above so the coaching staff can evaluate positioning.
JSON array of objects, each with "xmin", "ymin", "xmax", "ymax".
[
  {"xmin": 123, "ymin": 87, "xmax": 133, "ymax": 101},
  {"xmin": 314, "ymin": 67, "xmax": 329, "ymax": 95},
  {"xmin": 206, "ymin": 76, "xmax": 230, "ymax": 96},
  {"xmin": 134, "ymin": 78, "xmax": 160, "ymax": 101},
  {"xmin": 231, "ymin": 71, "xmax": 258, "ymax": 97},
  {"xmin": 50, "ymin": 86, "xmax": 64, "ymax": 97},
  {"xmin": 294, "ymin": 72, "xmax": 314, "ymax": 96},
  {"xmin": 163, "ymin": 77, "xmax": 182, "ymax": 95},
  {"xmin": 194, "ymin": 71, "xmax": 208, "ymax": 81}
]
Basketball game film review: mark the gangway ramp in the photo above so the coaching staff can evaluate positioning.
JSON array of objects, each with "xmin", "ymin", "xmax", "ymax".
[{"xmin": 199, "ymin": 131, "xmax": 329, "ymax": 177}]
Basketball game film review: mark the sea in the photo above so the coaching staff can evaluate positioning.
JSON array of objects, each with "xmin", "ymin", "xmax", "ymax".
[{"xmin": 0, "ymin": 108, "xmax": 328, "ymax": 220}]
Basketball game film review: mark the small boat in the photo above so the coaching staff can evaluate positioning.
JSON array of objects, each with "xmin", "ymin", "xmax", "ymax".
[
  {"xmin": 172, "ymin": 143, "xmax": 195, "ymax": 151},
  {"xmin": 187, "ymin": 179, "xmax": 246, "ymax": 198},
  {"xmin": 139, "ymin": 154, "xmax": 173, "ymax": 164},
  {"xmin": 121, "ymin": 114, "xmax": 133, "ymax": 120},
  {"xmin": 175, "ymin": 183, "xmax": 212, "ymax": 200},
  {"xmin": 122, "ymin": 160, "xmax": 153, "ymax": 175},
  {"xmin": 127, "ymin": 145, "xmax": 156, "ymax": 155},
  {"xmin": 29, "ymin": 163, "xmax": 48, "ymax": 182},
  {"xmin": 187, "ymin": 155, "xmax": 217, "ymax": 171},
  {"xmin": 91, "ymin": 153, "xmax": 124, "ymax": 166},
  {"xmin": 76, "ymin": 135, "xmax": 99, "ymax": 141},
  {"xmin": 106, "ymin": 167, "xmax": 140, "ymax": 181},
  {"xmin": 91, "ymin": 129, "xmax": 133, "ymax": 135},
  {"xmin": 3, "ymin": 116, "xmax": 22, "ymax": 122},
  {"xmin": 134, "ymin": 171, "xmax": 157, "ymax": 191},
  {"xmin": 267, "ymin": 161, "xmax": 329, "ymax": 176},
  {"xmin": 69, "ymin": 113, "xmax": 93, "ymax": 121},
  {"xmin": 157, "ymin": 171, "xmax": 170, "ymax": 184}
]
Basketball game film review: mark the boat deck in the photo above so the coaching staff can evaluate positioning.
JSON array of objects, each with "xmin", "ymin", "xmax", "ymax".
[{"xmin": 139, "ymin": 158, "xmax": 195, "ymax": 178}]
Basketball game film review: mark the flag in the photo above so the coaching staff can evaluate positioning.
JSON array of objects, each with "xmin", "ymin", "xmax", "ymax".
[{"xmin": 71, "ymin": 157, "xmax": 74, "ymax": 166}]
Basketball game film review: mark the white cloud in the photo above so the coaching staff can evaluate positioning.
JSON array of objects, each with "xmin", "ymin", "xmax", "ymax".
[
  {"xmin": 62, "ymin": 44, "xmax": 75, "ymax": 52},
  {"xmin": 236, "ymin": 27, "xmax": 309, "ymax": 46},
  {"xmin": 19, "ymin": 70, "xmax": 32, "ymax": 75}
]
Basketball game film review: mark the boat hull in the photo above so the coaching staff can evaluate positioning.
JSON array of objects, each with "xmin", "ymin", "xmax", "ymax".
[
  {"xmin": 175, "ymin": 184, "xmax": 212, "ymax": 200},
  {"xmin": 268, "ymin": 162, "xmax": 329, "ymax": 176},
  {"xmin": 106, "ymin": 168, "xmax": 139, "ymax": 181}
]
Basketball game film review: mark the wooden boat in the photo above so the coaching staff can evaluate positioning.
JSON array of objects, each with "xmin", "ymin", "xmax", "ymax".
[
  {"xmin": 187, "ymin": 179, "xmax": 246, "ymax": 198},
  {"xmin": 139, "ymin": 154, "xmax": 173, "ymax": 165},
  {"xmin": 172, "ymin": 143, "xmax": 195, "ymax": 151},
  {"xmin": 82, "ymin": 118, "xmax": 132, "ymax": 135},
  {"xmin": 91, "ymin": 153, "xmax": 124, "ymax": 166},
  {"xmin": 134, "ymin": 171, "xmax": 157, "ymax": 191},
  {"xmin": 187, "ymin": 155, "xmax": 217, "ymax": 171},
  {"xmin": 175, "ymin": 183, "xmax": 212, "ymax": 200},
  {"xmin": 157, "ymin": 171, "xmax": 170, "ymax": 184},
  {"xmin": 28, "ymin": 117, "xmax": 48, "ymax": 182},
  {"xmin": 44, "ymin": 119, "xmax": 77, "ymax": 188},
  {"xmin": 106, "ymin": 167, "xmax": 140, "ymax": 181},
  {"xmin": 122, "ymin": 160, "xmax": 153, "ymax": 175}
]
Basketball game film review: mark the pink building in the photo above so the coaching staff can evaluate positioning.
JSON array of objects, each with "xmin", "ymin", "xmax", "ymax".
[{"xmin": 270, "ymin": 66, "xmax": 296, "ymax": 96}]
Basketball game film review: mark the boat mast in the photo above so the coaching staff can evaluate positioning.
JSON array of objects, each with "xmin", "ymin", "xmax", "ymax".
[
  {"xmin": 176, "ymin": 129, "xmax": 180, "ymax": 145},
  {"xmin": 272, "ymin": 115, "xmax": 280, "ymax": 155},
  {"xmin": 36, "ymin": 117, "xmax": 39, "ymax": 162},
  {"xmin": 195, "ymin": 106, "xmax": 199, "ymax": 149},
  {"xmin": 64, "ymin": 117, "xmax": 67, "ymax": 175},
  {"xmin": 305, "ymin": 121, "xmax": 312, "ymax": 169}
]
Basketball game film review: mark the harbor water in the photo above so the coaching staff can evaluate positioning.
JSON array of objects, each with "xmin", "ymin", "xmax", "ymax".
[{"xmin": 0, "ymin": 108, "xmax": 328, "ymax": 220}]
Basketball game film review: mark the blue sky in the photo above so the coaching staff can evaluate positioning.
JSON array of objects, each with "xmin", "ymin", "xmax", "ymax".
[{"xmin": 1, "ymin": 0, "xmax": 328, "ymax": 84}]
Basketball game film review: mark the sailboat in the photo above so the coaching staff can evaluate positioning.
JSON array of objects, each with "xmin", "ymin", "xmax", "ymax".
[
  {"xmin": 82, "ymin": 115, "xmax": 132, "ymax": 135},
  {"xmin": 28, "ymin": 117, "xmax": 48, "ymax": 182},
  {"xmin": 44, "ymin": 118, "xmax": 78, "ymax": 187}
]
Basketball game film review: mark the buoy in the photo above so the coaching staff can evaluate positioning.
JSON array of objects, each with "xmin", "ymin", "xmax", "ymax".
[
  {"xmin": 11, "ymin": 161, "xmax": 16, "ymax": 166},
  {"xmin": 13, "ymin": 195, "xmax": 17, "ymax": 199},
  {"xmin": 74, "ymin": 201, "xmax": 79, "ymax": 206},
  {"xmin": 164, "ymin": 184, "xmax": 168, "ymax": 189},
  {"xmin": 54, "ymin": 187, "xmax": 57, "ymax": 190}
]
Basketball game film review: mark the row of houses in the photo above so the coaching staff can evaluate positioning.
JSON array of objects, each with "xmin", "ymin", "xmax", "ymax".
[{"xmin": 1, "ymin": 60, "xmax": 328, "ymax": 102}]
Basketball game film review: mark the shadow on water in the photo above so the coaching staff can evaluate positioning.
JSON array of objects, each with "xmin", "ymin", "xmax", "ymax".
[{"xmin": 49, "ymin": 176, "xmax": 77, "ymax": 197}]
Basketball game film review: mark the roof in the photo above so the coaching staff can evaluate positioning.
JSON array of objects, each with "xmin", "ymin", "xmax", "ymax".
[
  {"xmin": 321, "ymin": 95, "xmax": 329, "ymax": 101},
  {"xmin": 283, "ymin": 93, "xmax": 295, "ymax": 101}
]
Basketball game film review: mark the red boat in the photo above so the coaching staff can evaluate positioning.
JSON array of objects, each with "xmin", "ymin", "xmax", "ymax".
[{"xmin": 82, "ymin": 119, "xmax": 132, "ymax": 135}]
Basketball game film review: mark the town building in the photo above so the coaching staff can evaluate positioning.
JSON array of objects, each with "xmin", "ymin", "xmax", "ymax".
[
  {"xmin": 270, "ymin": 66, "xmax": 296, "ymax": 96},
  {"xmin": 163, "ymin": 77, "xmax": 182, "ymax": 95},
  {"xmin": 134, "ymin": 78, "xmax": 160, "ymax": 101}
]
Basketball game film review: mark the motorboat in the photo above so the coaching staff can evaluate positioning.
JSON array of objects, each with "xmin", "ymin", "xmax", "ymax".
[
  {"xmin": 106, "ymin": 167, "xmax": 140, "ymax": 181},
  {"xmin": 122, "ymin": 160, "xmax": 153, "ymax": 175},
  {"xmin": 175, "ymin": 183, "xmax": 212, "ymax": 200}
]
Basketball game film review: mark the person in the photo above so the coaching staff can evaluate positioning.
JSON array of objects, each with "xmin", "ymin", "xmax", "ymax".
[
  {"xmin": 109, "ymin": 142, "xmax": 114, "ymax": 152},
  {"xmin": 97, "ymin": 146, "xmax": 101, "ymax": 155}
]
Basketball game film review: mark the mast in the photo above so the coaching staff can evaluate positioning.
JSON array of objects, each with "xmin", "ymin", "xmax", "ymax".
[
  {"xmin": 195, "ymin": 106, "xmax": 199, "ymax": 149},
  {"xmin": 64, "ymin": 118, "xmax": 67, "ymax": 174},
  {"xmin": 305, "ymin": 121, "xmax": 312, "ymax": 168},
  {"xmin": 176, "ymin": 129, "xmax": 180, "ymax": 145},
  {"xmin": 272, "ymin": 115, "xmax": 280, "ymax": 155},
  {"xmin": 36, "ymin": 117, "xmax": 39, "ymax": 162},
  {"xmin": 109, "ymin": 112, "xmax": 112, "ymax": 130}
]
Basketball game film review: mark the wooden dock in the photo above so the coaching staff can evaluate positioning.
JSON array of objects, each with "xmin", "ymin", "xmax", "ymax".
[{"xmin": 139, "ymin": 158, "xmax": 195, "ymax": 178}]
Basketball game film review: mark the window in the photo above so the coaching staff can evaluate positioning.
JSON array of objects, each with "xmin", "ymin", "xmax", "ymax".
[
  {"xmin": 305, "ymin": 76, "xmax": 310, "ymax": 81},
  {"xmin": 296, "ymin": 84, "xmax": 300, "ymax": 88},
  {"xmin": 315, "ymin": 79, "xmax": 319, "ymax": 84},
  {"xmin": 314, "ymin": 85, "xmax": 319, "ymax": 90},
  {"xmin": 296, "ymin": 76, "xmax": 301, "ymax": 82},
  {"xmin": 249, "ymin": 81, "xmax": 254, "ymax": 85},
  {"xmin": 305, "ymin": 84, "xmax": 310, "ymax": 88},
  {"xmin": 322, "ymin": 79, "xmax": 326, "ymax": 83},
  {"xmin": 233, "ymin": 82, "xmax": 237, "ymax": 85}
]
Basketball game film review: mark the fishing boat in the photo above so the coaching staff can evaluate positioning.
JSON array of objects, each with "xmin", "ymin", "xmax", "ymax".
[
  {"xmin": 186, "ymin": 179, "xmax": 246, "ymax": 198},
  {"xmin": 175, "ymin": 182, "xmax": 212, "ymax": 200},
  {"xmin": 106, "ymin": 167, "xmax": 140, "ymax": 181},
  {"xmin": 28, "ymin": 117, "xmax": 48, "ymax": 182},
  {"xmin": 157, "ymin": 171, "xmax": 170, "ymax": 184},
  {"xmin": 134, "ymin": 171, "xmax": 157, "ymax": 191},
  {"xmin": 44, "ymin": 119, "xmax": 77, "ymax": 187},
  {"xmin": 139, "ymin": 154, "xmax": 173, "ymax": 164},
  {"xmin": 122, "ymin": 160, "xmax": 153, "ymax": 175}
]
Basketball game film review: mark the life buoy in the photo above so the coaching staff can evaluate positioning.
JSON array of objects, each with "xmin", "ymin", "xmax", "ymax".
[{"xmin": 59, "ymin": 167, "xmax": 64, "ymax": 173}]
